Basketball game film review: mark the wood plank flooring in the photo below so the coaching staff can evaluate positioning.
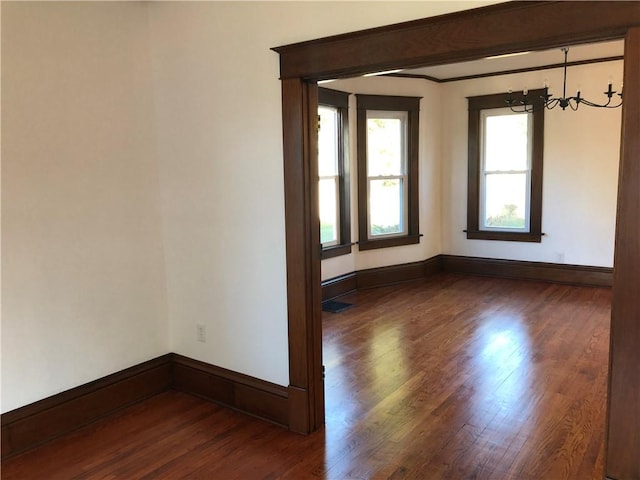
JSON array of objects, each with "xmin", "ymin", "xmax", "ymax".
[{"xmin": 2, "ymin": 274, "xmax": 611, "ymax": 479}]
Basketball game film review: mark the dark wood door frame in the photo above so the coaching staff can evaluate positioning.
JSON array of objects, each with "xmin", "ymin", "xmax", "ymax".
[{"xmin": 274, "ymin": 2, "xmax": 640, "ymax": 478}]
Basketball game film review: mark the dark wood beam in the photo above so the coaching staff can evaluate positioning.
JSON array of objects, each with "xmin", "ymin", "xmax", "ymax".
[{"xmin": 273, "ymin": 2, "xmax": 638, "ymax": 81}]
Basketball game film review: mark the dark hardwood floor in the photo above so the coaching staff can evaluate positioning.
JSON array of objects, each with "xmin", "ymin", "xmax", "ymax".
[{"xmin": 2, "ymin": 274, "xmax": 611, "ymax": 479}]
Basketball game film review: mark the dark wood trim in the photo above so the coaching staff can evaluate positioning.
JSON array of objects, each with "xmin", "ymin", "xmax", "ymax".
[
  {"xmin": 423, "ymin": 255, "xmax": 442, "ymax": 276},
  {"xmin": 319, "ymin": 87, "xmax": 352, "ymax": 260},
  {"xmin": 467, "ymin": 89, "xmax": 545, "ymax": 111},
  {"xmin": 465, "ymin": 230, "xmax": 543, "ymax": 243},
  {"xmin": 318, "ymin": 87, "xmax": 350, "ymax": 107},
  {"xmin": 1, "ymin": 355, "xmax": 173, "ymax": 459},
  {"xmin": 356, "ymin": 94, "xmax": 422, "ymax": 112},
  {"xmin": 386, "ymin": 72, "xmax": 441, "ymax": 83},
  {"xmin": 467, "ymin": 89, "xmax": 545, "ymax": 243},
  {"xmin": 467, "ymin": 98, "xmax": 481, "ymax": 235},
  {"xmin": 356, "ymin": 100, "xmax": 368, "ymax": 251},
  {"xmin": 529, "ymin": 91, "xmax": 545, "ymax": 240},
  {"xmin": 321, "ymin": 255, "xmax": 612, "ymax": 302},
  {"xmin": 357, "ymin": 260, "xmax": 434, "ymax": 290},
  {"xmin": 439, "ymin": 55, "xmax": 625, "ymax": 83},
  {"xmin": 441, "ymin": 255, "xmax": 613, "ymax": 287},
  {"xmin": 307, "ymin": 83, "xmax": 325, "ymax": 432},
  {"xmin": 321, "ymin": 272, "xmax": 357, "ymax": 301},
  {"xmin": 171, "ymin": 354, "xmax": 289, "ymax": 428},
  {"xmin": 606, "ymin": 25, "xmax": 640, "ymax": 480},
  {"xmin": 389, "ymin": 55, "xmax": 625, "ymax": 84},
  {"xmin": 356, "ymin": 95, "xmax": 421, "ymax": 251},
  {"xmin": 273, "ymin": 2, "xmax": 637, "ymax": 80},
  {"xmin": 357, "ymin": 234, "xmax": 421, "ymax": 251},
  {"xmin": 321, "ymin": 243, "xmax": 352, "ymax": 260},
  {"xmin": 275, "ymin": 3, "xmax": 640, "ymax": 475},
  {"xmin": 280, "ymin": 78, "xmax": 324, "ymax": 434},
  {"xmin": 1, "ymin": 353, "xmax": 297, "ymax": 460},
  {"xmin": 286, "ymin": 386, "xmax": 309, "ymax": 435},
  {"xmin": 321, "ymin": 258, "xmax": 442, "ymax": 299}
]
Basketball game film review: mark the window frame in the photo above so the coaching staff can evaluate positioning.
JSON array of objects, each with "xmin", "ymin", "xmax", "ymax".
[
  {"xmin": 467, "ymin": 89, "xmax": 545, "ymax": 243},
  {"xmin": 357, "ymin": 94, "xmax": 421, "ymax": 251},
  {"xmin": 365, "ymin": 109, "xmax": 409, "ymax": 239},
  {"xmin": 318, "ymin": 87, "xmax": 352, "ymax": 259}
]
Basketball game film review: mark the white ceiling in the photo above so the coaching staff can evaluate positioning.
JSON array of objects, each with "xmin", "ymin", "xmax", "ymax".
[{"xmin": 400, "ymin": 40, "xmax": 624, "ymax": 81}]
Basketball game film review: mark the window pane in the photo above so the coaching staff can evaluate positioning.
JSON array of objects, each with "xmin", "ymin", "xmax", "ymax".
[
  {"xmin": 483, "ymin": 173, "xmax": 527, "ymax": 229},
  {"xmin": 369, "ymin": 178, "xmax": 404, "ymax": 236},
  {"xmin": 318, "ymin": 106, "xmax": 338, "ymax": 176},
  {"xmin": 484, "ymin": 112, "xmax": 529, "ymax": 171},
  {"xmin": 319, "ymin": 177, "xmax": 338, "ymax": 244},
  {"xmin": 367, "ymin": 116, "xmax": 404, "ymax": 176}
]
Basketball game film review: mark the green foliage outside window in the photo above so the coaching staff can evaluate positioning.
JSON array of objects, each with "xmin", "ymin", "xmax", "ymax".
[{"xmin": 486, "ymin": 204, "xmax": 525, "ymax": 228}]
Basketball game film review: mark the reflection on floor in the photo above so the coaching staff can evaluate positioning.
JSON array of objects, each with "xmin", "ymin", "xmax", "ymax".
[{"xmin": 2, "ymin": 274, "xmax": 611, "ymax": 479}]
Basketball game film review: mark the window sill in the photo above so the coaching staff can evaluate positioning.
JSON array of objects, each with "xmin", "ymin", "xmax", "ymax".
[
  {"xmin": 321, "ymin": 244, "xmax": 353, "ymax": 260},
  {"xmin": 358, "ymin": 234, "xmax": 421, "ymax": 251},
  {"xmin": 465, "ymin": 230, "xmax": 542, "ymax": 243}
]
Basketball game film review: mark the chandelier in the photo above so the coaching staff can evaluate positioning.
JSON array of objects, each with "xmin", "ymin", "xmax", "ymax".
[{"xmin": 506, "ymin": 47, "xmax": 623, "ymax": 112}]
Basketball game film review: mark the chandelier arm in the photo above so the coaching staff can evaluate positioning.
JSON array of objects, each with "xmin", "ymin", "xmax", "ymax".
[
  {"xmin": 509, "ymin": 105, "xmax": 534, "ymax": 113},
  {"xmin": 507, "ymin": 98, "xmax": 535, "ymax": 113},
  {"xmin": 579, "ymin": 97, "xmax": 622, "ymax": 108},
  {"xmin": 578, "ymin": 99, "xmax": 603, "ymax": 107}
]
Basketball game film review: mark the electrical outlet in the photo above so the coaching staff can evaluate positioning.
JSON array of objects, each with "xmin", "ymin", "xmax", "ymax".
[{"xmin": 196, "ymin": 324, "xmax": 206, "ymax": 343}]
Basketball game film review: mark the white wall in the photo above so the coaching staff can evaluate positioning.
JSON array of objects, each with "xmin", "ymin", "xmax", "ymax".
[
  {"xmin": 1, "ymin": 3, "xmax": 169, "ymax": 412},
  {"xmin": 146, "ymin": 1, "xmax": 496, "ymax": 384},
  {"xmin": 320, "ymin": 76, "xmax": 442, "ymax": 281},
  {"xmin": 147, "ymin": 3, "xmax": 292, "ymax": 383},
  {"xmin": 0, "ymin": 0, "xmax": 512, "ymax": 412},
  {"xmin": 441, "ymin": 61, "xmax": 622, "ymax": 267}
]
